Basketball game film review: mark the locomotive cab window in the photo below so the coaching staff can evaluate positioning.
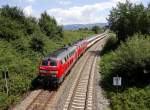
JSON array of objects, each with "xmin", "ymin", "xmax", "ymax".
[
  {"xmin": 50, "ymin": 60, "xmax": 57, "ymax": 66},
  {"xmin": 42, "ymin": 60, "xmax": 49, "ymax": 66}
]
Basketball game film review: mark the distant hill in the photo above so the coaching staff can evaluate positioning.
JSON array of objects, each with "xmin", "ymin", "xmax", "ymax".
[{"xmin": 63, "ymin": 23, "xmax": 107, "ymax": 30}]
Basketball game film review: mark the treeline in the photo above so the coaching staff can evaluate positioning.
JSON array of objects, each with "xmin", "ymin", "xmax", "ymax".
[
  {"xmin": 100, "ymin": 1, "xmax": 150, "ymax": 110},
  {"xmin": 78, "ymin": 26, "xmax": 103, "ymax": 34}
]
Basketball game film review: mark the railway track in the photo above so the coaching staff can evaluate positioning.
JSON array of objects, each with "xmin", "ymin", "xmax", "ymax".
[
  {"xmin": 26, "ymin": 90, "xmax": 55, "ymax": 110},
  {"xmin": 63, "ymin": 36, "xmax": 106, "ymax": 110}
]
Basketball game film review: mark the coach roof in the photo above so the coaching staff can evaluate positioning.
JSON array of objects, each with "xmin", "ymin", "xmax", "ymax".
[{"xmin": 48, "ymin": 45, "xmax": 76, "ymax": 60}]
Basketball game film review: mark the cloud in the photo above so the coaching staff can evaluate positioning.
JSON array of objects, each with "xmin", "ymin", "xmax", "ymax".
[
  {"xmin": 112, "ymin": 0, "xmax": 141, "ymax": 3},
  {"xmin": 59, "ymin": 0, "xmax": 71, "ymax": 5},
  {"xmin": 47, "ymin": 2, "xmax": 115, "ymax": 25},
  {"xmin": 23, "ymin": 6, "xmax": 33, "ymax": 16},
  {"xmin": 26, "ymin": 0, "xmax": 35, "ymax": 2}
]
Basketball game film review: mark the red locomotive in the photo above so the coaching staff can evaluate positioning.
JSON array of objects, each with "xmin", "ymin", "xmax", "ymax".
[{"xmin": 37, "ymin": 33, "xmax": 106, "ymax": 87}]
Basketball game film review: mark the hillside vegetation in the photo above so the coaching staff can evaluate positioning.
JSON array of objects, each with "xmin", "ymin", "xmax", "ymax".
[
  {"xmin": 100, "ymin": 35, "xmax": 150, "ymax": 110},
  {"xmin": 0, "ymin": 5, "xmax": 94, "ymax": 109},
  {"xmin": 100, "ymin": 1, "xmax": 150, "ymax": 110}
]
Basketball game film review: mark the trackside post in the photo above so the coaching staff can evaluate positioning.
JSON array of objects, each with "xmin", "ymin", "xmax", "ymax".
[
  {"xmin": 113, "ymin": 74, "xmax": 122, "ymax": 109},
  {"xmin": 2, "ymin": 67, "xmax": 9, "ymax": 95}
]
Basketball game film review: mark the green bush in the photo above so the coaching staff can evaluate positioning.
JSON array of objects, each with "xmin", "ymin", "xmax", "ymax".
[
  {"xmin": 29, "ymin": 34, "xmax": 45, "ymax": 53},
  {"xmin": 101, "ymin": 35, "xmax": 150, "ymax": 88},
  {"xmin": 113, "ymin": 35, "xmax": 150, "ymax": 87},
  {"xmin": 0, "ymin": 5, "xmax": 25, "ymax": 22},
  {"xmin": 0, "ymin": 17, "xmax": 23, "ymax": 41},
  {"xmin": 91, "ymin": 26, "xmax": 102, "ymax": 34},
  {"xmin": 108, "ymin": 1, "xmax": 150, "ymax": 41},
  {"xmin": 39, "ymin": 11, "xmax": 63, "ymax": 39},
  {"xmin": 100, "ymin": 35, "xmax": 150, "ymax": 110},
  {"xmin": 101, "ymin": 33, "xmax": 118, "ymax": 55},
  {"xmin": 109, "ymin": 87, "xmax": 150, "ymax": 110}
]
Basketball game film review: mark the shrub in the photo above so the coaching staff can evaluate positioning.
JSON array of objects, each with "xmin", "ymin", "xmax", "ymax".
[
  {"xmin": 101, "ymin": 34, "xmax": 150, "ymax": 89},
  {"xmin": 113, "ymin": 35, "xmax": 150, "ymax": 87},
  {"xmin": 109, "ymin": 87, "xmax": 150, "ymax": 110},
  {"xmin": 108, "ymin": 1, "xmax": 150, "ymax": 41},
  {"xmin": 100, "ymin": 34, "xmax": 150, "ymax": 110},
  {"xmin": 0, "ymin": 17, "xmax": 23, "ymax": 41},
  {"xmin": 101, "ymin": 33, "xmax": 118, "ymax": 55},
  {"xmin": 0, "ymin": 5, "xmax": 25, "ymax": 22},
  {"xmin": 92, "ymin": 26, "xmax": 101, "ymax": 34},
  {"xmin": 39, "ymin": 12, "xmax": 63, "ymax": 39},
  {"xmin": 29, "ymin": 34, "xmax": 45, "ymax": 53}
]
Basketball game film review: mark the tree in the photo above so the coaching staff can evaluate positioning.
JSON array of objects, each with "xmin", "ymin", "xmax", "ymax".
[
  {"xmin": 107, "ymin": 1, "xmax": 150, "ymax": 41},
  {"xmin": 0, "ymin": 5, "xmax": 25, "ymax": 22},
  {"xmin": 78, "ymin": 27, "xmax": 89, "ymax": 31},
  {"xmin": 38, "ymin": 11, "xmax": 63, "ymax": 39},
  {"xmin": 92, "ymin": 26, "xmax": 101, "ymax": 34},
  {"xmin": 30, "ymin": 35, "xmax": 45, "ymax": 52},
  {"xmin": 0, "ymin": 17, "xmax": 22, "ymax": 41},
  {"xmin": 23, "ymin": 17, "xmax": 40, "ymax": 35}
]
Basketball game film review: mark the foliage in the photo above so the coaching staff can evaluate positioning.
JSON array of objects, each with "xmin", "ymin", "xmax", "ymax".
[
  {"xmin": 39, "ymin": 11, "xmax": 63, "ymax": 39},
  {"xmin": 109, "ymin": 87, "xmax": 150, "ymax": 110},
  {"xmin": 0, "ymin": 17, "xmax": 23, "ymax": 41},
  {"xmin": 108, "ymin": 1, "xmax": 150, "ymax": 41},
  {"xmin": 100, "ymin": 33, "xmax": 118, "ymax": 55},
  {"xmin": 63, "ymin": 30, "xmax": 94, "ymax": 45},
  {"xmin": 29, "ymin": 34, "xmax": 45, "ymax": 53},
  {"xmin": 100, "ymin": 35, "xmax": 150, "ymax": 109},
  {"xmin": 91, "ymin": 26, "xmax": 102, "ymax": 34},
  {"xmin": 78, "ymin": 27, "xmax": 89, "ymax": 31},
  {"xmin": 0, "ymin": 5, "xmax": 25, "ymax": 22},
  {"xmin": 101, "ymin": 35, "xmax": 150, "ymax": 88}
]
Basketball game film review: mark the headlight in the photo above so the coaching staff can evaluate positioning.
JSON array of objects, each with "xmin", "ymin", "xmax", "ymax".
[
  {"xmin": 40, "ymin": 70, "xmax": 48, "ymax": 73},
  {"xmin": 51, "ymin": 71, "xmax": 58, "ymax": 77}
]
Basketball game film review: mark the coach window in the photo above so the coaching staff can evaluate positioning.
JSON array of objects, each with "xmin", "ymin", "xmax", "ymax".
[
  {"xmin": 64, "ymin": 56, "xmax": 67, "ymax": 62},
  {"xmin": 62, "ymin": 59, "xmax": 65, "ymax": 64},
  {"xmin": 67, "ymin": 55, "xmax": 69, "ymax": 59},
  {"xmin": 69, "ymin": 53, "xmax": 71, "ymax": 57}
]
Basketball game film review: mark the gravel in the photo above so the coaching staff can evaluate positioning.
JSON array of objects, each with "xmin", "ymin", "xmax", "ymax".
[{"xmin": 95, "ymin": 37, "xmax": 110, "ymax": 110}]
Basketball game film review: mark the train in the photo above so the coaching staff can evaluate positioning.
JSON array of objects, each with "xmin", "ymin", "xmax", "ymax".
[{"xmin": 37, "ymin": 33, "xmax": 106, "ymax": 88}]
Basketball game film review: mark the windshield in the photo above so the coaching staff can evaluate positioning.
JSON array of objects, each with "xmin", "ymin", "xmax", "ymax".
[
  {"xmin": 50, "ymin": 60, "xmax": 57, "ymax": 66},
  {"xmin": 42, "ymin": 60, "xmax": 49, "ymax": 66}
]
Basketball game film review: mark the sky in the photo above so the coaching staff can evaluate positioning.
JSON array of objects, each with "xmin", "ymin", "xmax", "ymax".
[{"xmin": 0, "ymin": 0, "xmax": 149, "ymax": 25}]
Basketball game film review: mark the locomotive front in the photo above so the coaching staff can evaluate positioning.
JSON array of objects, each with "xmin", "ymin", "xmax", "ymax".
[{"xmin": 38, "ymin": 58, "xmax": 60, "ymax": 87}]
